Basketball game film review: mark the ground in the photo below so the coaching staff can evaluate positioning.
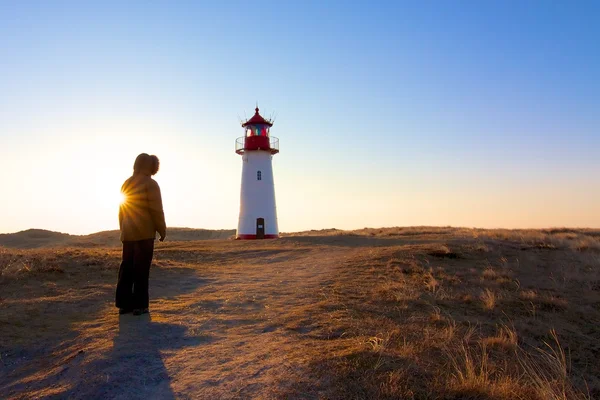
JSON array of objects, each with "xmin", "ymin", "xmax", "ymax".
[{"xmin": 1, "ymin": 227, "xmax": 599, "ymax": 399}]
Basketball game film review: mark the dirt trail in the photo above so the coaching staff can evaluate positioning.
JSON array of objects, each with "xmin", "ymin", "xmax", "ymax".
[{"xmin": 1, "ymin": 241, "xmax": 362, "ymax": 399}]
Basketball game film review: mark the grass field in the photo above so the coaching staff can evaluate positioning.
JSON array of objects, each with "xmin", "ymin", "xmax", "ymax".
[{"xmin": 1, "ymin": 227, "xmax": 599, "ymax": 399}]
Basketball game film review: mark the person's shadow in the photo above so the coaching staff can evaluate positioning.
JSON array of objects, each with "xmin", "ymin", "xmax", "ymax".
[{"xmin": 60, "ymin": 313, "xmax": 211, "ymax": 400}]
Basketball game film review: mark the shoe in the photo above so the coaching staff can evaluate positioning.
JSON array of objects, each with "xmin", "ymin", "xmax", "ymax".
[
  {"xmin": 133, "ymin": 308, "xmax": 149, "ymax": 316},
  {"xmin": 119, "ymin": 308, "xmax": 133, "ymax": 315}
]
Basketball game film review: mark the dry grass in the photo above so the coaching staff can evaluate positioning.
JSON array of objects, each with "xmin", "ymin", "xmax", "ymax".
[
  {"xmin": 1, "ymin": 227, "xmax": 599, "ymax": 399},
  {"xmin": 518, "ymin": 330, "xmax": 590, "ymax": 400},
  {"xmin": 482, "ymin": 324, "xmax": 518, "ymax": 350},
  {"xmin": 481, "ymin": 288, "xmax": 498, "ymax": 311},
  {"xmin": 447, "ymin": 342, "xmax": 523, "ymax": 398}
]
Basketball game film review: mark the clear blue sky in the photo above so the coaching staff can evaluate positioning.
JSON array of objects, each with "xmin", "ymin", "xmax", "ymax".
[{"xmin": 1, "ymin": 1, "xmax": 599, "ymax": 234}]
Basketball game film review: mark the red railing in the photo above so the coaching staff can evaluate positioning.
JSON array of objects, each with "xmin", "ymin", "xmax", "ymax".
[{"xmin": 235, "ymin": 136, "xmax": 279, "ymax": 154}]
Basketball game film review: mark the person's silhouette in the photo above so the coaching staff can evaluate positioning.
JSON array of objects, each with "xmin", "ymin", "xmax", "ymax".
[{"xmin": 116, "ymin": 153, "xmax": 166, "ymax": 315}]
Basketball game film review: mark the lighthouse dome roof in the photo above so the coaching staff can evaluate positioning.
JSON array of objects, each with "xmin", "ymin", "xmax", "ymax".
[{"xmin": 242, "ymin": 107, "xmax": 273, "ymax": 127}]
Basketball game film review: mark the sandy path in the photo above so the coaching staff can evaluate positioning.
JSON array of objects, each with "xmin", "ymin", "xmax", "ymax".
[{"xmin": 2, "ymin": 241, "xmax": 360, "ymax": 399}]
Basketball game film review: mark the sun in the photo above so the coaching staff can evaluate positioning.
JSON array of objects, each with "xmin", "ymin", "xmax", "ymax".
[{"xmin": 118, "ymin": 192, "xmax": 127, "ymax": 206}]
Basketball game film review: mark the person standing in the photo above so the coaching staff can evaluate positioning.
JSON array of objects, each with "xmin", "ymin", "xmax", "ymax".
[{"xmin": 116, "ymin": 153, "xmax": 166, "ymax": 315}]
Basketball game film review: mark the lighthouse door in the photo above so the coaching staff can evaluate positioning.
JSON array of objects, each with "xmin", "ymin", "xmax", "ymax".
[{"xmin": 256, "ymin": 218, "xmax": 265, "ymax": 239}]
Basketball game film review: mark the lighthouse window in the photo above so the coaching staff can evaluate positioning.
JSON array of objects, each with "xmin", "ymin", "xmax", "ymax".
[{"xmin": 257, "ymin": 171, "xmax": 262, "ymax": 180}]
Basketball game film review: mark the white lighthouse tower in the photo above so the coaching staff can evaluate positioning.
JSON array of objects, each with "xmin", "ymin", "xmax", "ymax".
[{"xmin": 235, "ymin": 107, "xmax": 280, "ymax": 239}]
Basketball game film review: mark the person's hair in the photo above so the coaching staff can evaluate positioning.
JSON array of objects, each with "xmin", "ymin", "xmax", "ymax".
[
  {"xmin": 149, "ymin": 155, "xmax": 160, "ymax": 176},
  {"xmin": 133, "ymin": 153, "xmax": 151, "ymax": 174}
]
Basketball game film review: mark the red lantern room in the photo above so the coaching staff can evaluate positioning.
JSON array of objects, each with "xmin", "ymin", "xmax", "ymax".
[{"xmin": 235, "ymin": 107, "xmax": 279, "ymax": 155}]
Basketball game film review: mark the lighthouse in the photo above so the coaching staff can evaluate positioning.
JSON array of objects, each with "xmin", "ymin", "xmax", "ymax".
[{"xmin": 235, "ymin": 107, "xmax": 280, "ymax": 239}]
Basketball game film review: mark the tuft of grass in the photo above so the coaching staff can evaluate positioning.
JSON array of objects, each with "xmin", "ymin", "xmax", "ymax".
[
  {"xmin": 519, "ymin": 329, "xmax": 590, "ymax": 400},
  {"xmin": 429, "ymin": 245, "xmax": 461, "ymax": 259},
  {"xmin": 482, "ymin": 267, "xmax": 498, "ymax": 280},
  {"xmin": 482, "ymin": 324, "xmax": 518, "ymax": 351},
  {"xmin": 537, "ymin": 295, "xmax": 568, "ymax": 312},
  {"xmin": 480, "ymin": 288, "xmax": 497, "ymax": 311},
  {"xmin": 425, "ymin": 272, "xmax": 440, "ymax": 292},
  {"xmin": 474, "ymin": 242, "xmax": 490, "ymax": 252},
  {"xmin": 447, "ymin": 329, "xmax": 589, "ymax": 400},
  {"xmin": 429, "ymin": 305, "xmax": 443, "ymax": 322},
  {"xmin": 387, "ymin": 258, "xmax": 424, "ymax": 275},
  {"xmin": 449, "ymin": 343, "xmax": 490, "ymax": 389},
  {"xmin": 366, "ymin": 334, "xmax": 391, "ymax": 371},
  {"xmin": 519, "ymin": 289, "xmax": 537, "ymax": 301},
  {"xmin": 447, "ymin": 342, "xmax": 521, "ymax": 398}
]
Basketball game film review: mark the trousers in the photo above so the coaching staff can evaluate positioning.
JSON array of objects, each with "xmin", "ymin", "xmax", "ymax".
[{"xmin": 115, "ymin": 239, "xmax": 155, "ymax": 310}]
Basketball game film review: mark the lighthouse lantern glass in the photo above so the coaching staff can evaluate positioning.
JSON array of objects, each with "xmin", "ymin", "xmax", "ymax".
[{"xmin": 245, "ymin": 125, "xmax": 270, "ymax": 137}]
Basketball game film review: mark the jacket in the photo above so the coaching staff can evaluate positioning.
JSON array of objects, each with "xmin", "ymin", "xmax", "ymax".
[{"xmin": 119, "ymin": 174, "xmax": 167, "ymax": 242}]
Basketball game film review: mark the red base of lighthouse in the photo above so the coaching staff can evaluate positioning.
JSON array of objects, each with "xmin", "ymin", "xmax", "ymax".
[{"xmin": 236, "ymin": 234, "xmax": 279, "ymax": 240}]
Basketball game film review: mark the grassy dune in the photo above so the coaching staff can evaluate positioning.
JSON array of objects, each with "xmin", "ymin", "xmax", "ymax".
[
  {"xmin": 1, "ymin": 227, "xmax": 599, "ymax": 399},
  {"xmin": 0, "ymin": 228, "xmax": 236, "ymax": 249}
]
